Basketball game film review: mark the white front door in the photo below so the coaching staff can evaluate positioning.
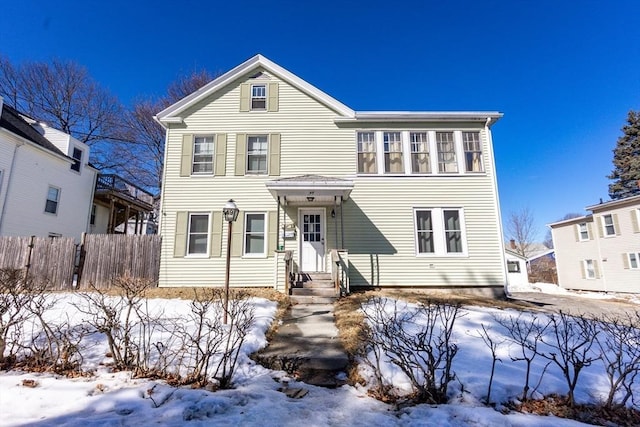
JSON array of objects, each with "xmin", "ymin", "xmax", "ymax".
[{"xmin": 300, "ymin": 209, "xmax": 325, "ymax": 272}]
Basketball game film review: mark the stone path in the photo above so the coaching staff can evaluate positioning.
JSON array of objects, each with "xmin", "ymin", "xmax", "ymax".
[{"xmin": 255, "ymin": 303, "xmax": 349, "ymax": 387}]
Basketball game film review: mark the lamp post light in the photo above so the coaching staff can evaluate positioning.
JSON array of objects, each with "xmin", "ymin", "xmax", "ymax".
[{"xmin": 222, "ymin": 199, "xmax": 239, "ymax": 324}]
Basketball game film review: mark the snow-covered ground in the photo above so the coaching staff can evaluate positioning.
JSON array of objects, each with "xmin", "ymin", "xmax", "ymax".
[
  {"xmin": 0, "ymin": 293, "xmax": 634, "ymax": 426},
  {"xmin": 509, "ymin": 280, "xmax": 640, "ymax": 304}
]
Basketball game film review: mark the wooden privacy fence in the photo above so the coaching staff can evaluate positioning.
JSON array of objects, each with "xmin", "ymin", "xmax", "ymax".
[
  {"xmin": 78, "ymin": 234, "xmax": 161, "ymax": 289},
  {"xmin": 0, "ymin": 235, "xmax": 161, "ymax": 290},
  {"xmin": 0, "ymin": 236, "xmax": 76, "ymax": 290}
]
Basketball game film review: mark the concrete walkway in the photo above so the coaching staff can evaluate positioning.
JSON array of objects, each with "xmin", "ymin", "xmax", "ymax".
[{"xmin": 255, "ymin": 303, "xmax": 349, "ymax": 387}]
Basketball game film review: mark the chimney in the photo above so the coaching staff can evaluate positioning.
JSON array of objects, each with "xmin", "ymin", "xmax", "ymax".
[{"xmin": 510, "ymin": 239, "xmax": 516, "ymax": 249}]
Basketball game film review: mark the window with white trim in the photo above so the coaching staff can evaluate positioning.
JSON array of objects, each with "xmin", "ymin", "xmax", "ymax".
[
  {"xmin": 383, "ymin": 131, "xmax": 403, "ymax": 173},
  {"xmin": 410, "ymin": 132, "xmax": 431, "ymax": 174},
  {"xmin": 247, "ymin": 135, "xmax": 268, "ymax": 174},
  {"xmin": 602, "ymin": 214, "xmax": 615, "ymax": 236},
  {"xmin": 583, "ymin": 259, "xmax": 596, "ymax": 279},
  {"xmin": 244, "ymin": 213, "xmax": 266, "ymax": 256},
  {"xmin": 251, "ymin": 84, "xmax": 266, "ymax": 110},
  {"xmin": 357, "ymin": 132, "xmax": 377, "ymax": 174},
  {"xmin": 462, "ymin": 132, "xmax": 482, "ymax": 172},
  {"xmin": 628, "ymin": 252, "xmax": 639, "ymax": 269},
  {"xmin": 578, "ymin": 222, "xmax": 589, "ymax": 241},
  {"xmin": 507, "ymin": 260, "xmax": 521, "ymax": 273},
  {"xmin": 187, "ymin": 213, "xmax": 209, "ymax": 255},
  {"xmin": 414, "ymin": 208, "xmax": 466, "ymax": 256},
  {"xmin": 192, "ymin": 136, "xmax": 214, "ymax": 174},
  {"xmin": 71, "ymin": 147, "xmax": 83, "ymax": 172},
  {"xmin": 45, "ymin": 186, "xmax": 60, "ymax": 214},
  {"xmin": 436, "ymin": 132, "xmax": 458, "ymax": 173}
]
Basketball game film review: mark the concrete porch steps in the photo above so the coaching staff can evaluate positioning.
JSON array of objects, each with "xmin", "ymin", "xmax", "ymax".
[{"xmin": 291, "ymin": 272, "xmax": 339, "ymax": 304}]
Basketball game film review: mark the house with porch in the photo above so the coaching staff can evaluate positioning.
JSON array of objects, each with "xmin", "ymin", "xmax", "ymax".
[
  {"xmin": 549, "ymin": 195, "xmax": 640, "ymax": 293},
  {"xmin": 155, "ymin": 55, "xmax": 507, "ymax": 298}
]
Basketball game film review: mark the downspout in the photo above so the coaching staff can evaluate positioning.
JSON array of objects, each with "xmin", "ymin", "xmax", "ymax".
[
  {"xmin": 333, "ymin": 196, "xmax": 338, "ymax": 249},
  {"xmin": 277, "ymin": 196, "xmax": 281, "ymax": 250},
  {"xmin": 485, "ymin": 116, "xmax": 510, "ymax": 297},
  {"xmin": 0, "ymin": 141, "xmax": 24, "ymax": 234},
  {"xmin": 158, "ymin": 126, "xmax": 170, "ymax": 235}
]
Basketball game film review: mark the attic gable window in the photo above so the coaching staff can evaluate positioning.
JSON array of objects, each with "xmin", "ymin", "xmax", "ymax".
[
  {"xmin": 71, "ymin": 147, "xmax": 83, "ymax": 172},
  {"xmin": 251, "ymin": 85, "xmax": 267, "ymax": 110}
]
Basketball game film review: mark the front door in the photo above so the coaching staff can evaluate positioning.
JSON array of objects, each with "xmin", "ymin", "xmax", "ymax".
[{"xmin": 300, "ymin": 209, "xmax": 325, "ymax": 272}]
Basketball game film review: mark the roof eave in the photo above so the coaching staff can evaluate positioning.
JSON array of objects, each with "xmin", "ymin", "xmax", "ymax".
[{"xmin": 334, "ymin": 111, "xmax": 503, "ymax": 125}]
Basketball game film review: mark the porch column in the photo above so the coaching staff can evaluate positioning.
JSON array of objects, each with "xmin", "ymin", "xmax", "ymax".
[
  {"xmin": 340, "ymin": 196, "xmax": 345, "ymax": 249},
  {"xmin": 124, "ymin": 204, "xmax": 130, "ymax": 234},
  {"xmin": 334, "ymin": 196, "xmax": 338, "ymax": 250},
  {"xmin": 276, "ymin": 196, "xmax": 281, "ymax": 250}
]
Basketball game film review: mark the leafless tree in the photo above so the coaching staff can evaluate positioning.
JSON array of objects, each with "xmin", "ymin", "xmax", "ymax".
[
  {"xmin": 506, "ymin": 207, "xmax": 538, "ymax": 258},
  {"xmin": 120, "ymin": 70, "xmax": 215, "ymax": 192},
  {"xmin": 0, "ymin": 56, "xmax": 124, "ymax": 170}
]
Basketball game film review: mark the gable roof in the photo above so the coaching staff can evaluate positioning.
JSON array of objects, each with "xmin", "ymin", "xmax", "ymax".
[
  {"xmin": 0, "ymin": 103, "xmax": 66, "ymax": 157},
  {"xmin": 505, "ymin": 248, "xmax": 527, "ymax": 260},
  {"xmin": 156, "ymin": 54, "xmax": 355, "ymax": 124},
  {"xmin": 527, "ymin": 248, "xmax": 555, "ymax": 262},
  {"xmin": 155, "ymin": 54, "xmax": 503, "ymax": 127}
]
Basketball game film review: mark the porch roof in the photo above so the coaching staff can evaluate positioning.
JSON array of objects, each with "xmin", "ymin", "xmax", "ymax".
[{"xmin": 265, "ymin": 175, "xmax": 354, "ymax": 206}]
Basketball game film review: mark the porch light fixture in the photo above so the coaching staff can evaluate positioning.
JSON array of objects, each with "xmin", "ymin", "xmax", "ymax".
[
  {"xmin": 331, "ymin": 209, "xmax": 336, "ymax": 218},
  {"xmin": 222, "ymin": 199, "xmax": 239, "ymax": 324},
  {"xmin": 306, "ymin": 196, "xmax": 315, "ymax": 202}
]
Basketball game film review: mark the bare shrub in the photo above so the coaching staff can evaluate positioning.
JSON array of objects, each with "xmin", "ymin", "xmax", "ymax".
[
  {"xmin": 594, "ymin": 312, "xmax": 640, "ymax": 408},
  {"xmin": 495, "ymin": 312, "xmax": 550, "ymax": 401},
  {"xmin": 474, "ymin": 324, "xmax": 506, "ymax": 405},
  {"xmin": 539, "ymin": 311, "xmax": 599, "ymax": 407},
  {"xmin": 361, "ymin": 297, "xmax": 461, "ymax": 404}
]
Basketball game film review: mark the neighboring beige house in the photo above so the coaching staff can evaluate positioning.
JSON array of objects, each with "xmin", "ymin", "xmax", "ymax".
[
  {"xmin": 0, "ymin": 98, "xmax": 97, "ymax": 241},
  {"xmin": 155, "ymin": 55, "xmax": 507, "ymax": 296},
  {"xmin": 549, "ymin": 195, "xmax": 640, "ymax": 293}
]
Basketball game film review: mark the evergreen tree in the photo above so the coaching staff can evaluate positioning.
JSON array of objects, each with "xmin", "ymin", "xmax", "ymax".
[{"xmin": 608, "ymin": 110, "xmax": 640, "ymax": 200}]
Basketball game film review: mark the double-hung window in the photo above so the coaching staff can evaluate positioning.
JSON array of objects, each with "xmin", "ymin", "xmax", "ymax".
[
  {"xmin": 251, "ymin": 85, "xmax": 266, "ymax": 110},
  {"xmin": 410, "ymin": 132, "xmax": 431, "ymax": 174},
  {"xmin": 583, "ymin": 259, "xmax": 596, "ymax": 279},
  {"xmin": 628, "ymin": 252, "xmax": 639, "ymax": 269},
  {"xmin": 357, "ymin": 132, "xmax": 377, "ymax": 174},
  {"xmin": 247, "ymin": 135, "xmax": 268, "ymax": 174},
  {"xmin": 602, "ymin": 214, "xmax": 616, "ymax": 236},
  {"xmin": 462, "ymin": 132, "xmax": 482, "ymax": 172},
  {"xmin": 578, "ymin": 222, "xmax": 589, "ymax": 241},
  {"xmin": 414, "ymin": 208, "xmax": 466, "ymax": 256},
  {"xmin": 244, "ymin": 213, "xmax": 266, "ymax": 256},
  {"xmin": 187, "ymin": 213, "xmax": 209, "ymax": 255},
  {"xmin": 71, "ymin": 147, "xmax": 83, "ymax": 172},
  {"xmin": 436, "ymin": 132, "xmax": 457, "ymax": 173},
  {"xmin": 383, "ymin": 132, "xmax": 403, "ymax": 173},
  {"xmin": 192, "ymin": 136, "xmax": 214, "ymax": 174},
  {"xmin": 45, "ymin": 186, "xmax": 60, "ymax": 214}
]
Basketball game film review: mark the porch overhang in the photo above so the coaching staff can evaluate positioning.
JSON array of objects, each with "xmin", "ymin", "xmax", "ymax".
[{"xmin": 265, "ymin": 175, "xmax": 354, "ymax": 206}]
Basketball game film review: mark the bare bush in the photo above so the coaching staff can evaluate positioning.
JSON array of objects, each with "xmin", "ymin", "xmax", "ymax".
[
  {"xmin": 361, "ymin": 297, "xmax": 462, "ymax": 403},
  {"xmin": 475, "ymin": 324, "xmax": 506, "ymax": 405},
  {"xmin": 495, "ymin": 312, "xmax": 549, "ymax": 401},
  {"xmin": 594, "ymin": 312, "xmax": 640, "ymax": 408},
  {"xmin": 539, "ymin": 311, "xmax": 599, "ymax": 407}
]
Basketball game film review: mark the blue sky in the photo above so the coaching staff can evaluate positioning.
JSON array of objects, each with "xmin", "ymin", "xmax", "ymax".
[{"xmin": 1, "ymin": 0, "xmax": 639, "ymax": 239}]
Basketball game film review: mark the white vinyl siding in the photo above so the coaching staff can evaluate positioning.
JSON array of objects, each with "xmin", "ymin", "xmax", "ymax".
[
  {"xmin": 187, "ymin": 213, "xmax": 209, "ymax": 256},
  {"xmin": 244, "ymin": 213, "xmax": 266, "ymax": 256},
  {"xmin": 44, "ymin": 186, "xmax": 60, "ymax": 214},
  {"xmin": 192, "ymin": 136, "xmax": 215, "ymax": 174}
]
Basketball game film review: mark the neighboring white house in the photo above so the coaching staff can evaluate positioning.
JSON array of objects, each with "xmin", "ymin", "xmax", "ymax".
[
  {"xmin": 155, "ymin": 55, "xmax": 507, "ymax": 295},
  {"xmin": 549, "ymin": 195, "xmax": 640, "ymax": 293},
  {"xmin": 504, "ymin": 248, "xmax": 529, "ymax": 290},
  {"xmin": 0, "ymin": 98, "xmax": 97, "ymax": 241}
]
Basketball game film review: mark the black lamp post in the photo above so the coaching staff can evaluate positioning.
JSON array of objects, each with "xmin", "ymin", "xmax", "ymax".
[{"xmin": 222, "ymin": 199, "xmax": 239, "ymax": 324}]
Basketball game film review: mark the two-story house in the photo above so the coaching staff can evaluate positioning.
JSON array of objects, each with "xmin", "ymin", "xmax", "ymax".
[
  {"xmin": 0, "ymin": 98, "xmax": 97, "ymax": 241},
  {"xmin": 549, "ymin": 195, "xmax": 640, "ymax": 293},
  {"xmin": 155, "ymin": 55, "xmax": 507, "ymax": 295}
]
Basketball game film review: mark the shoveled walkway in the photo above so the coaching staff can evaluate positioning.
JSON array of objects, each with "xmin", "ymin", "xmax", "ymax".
[{"xmin": 255, "ymin": 303, "xmax": 349, "ymax": 387}]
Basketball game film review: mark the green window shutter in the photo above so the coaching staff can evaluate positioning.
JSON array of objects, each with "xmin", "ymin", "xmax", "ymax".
[
  {"xmin": 268, "ymin": 211, "xmax": 278, "ymax": 257},
  {"xmin": 174, "ymin": 211, "xmax": 188, "ymax": 257},
  {"xmin": 597, "ymin": 216, "xmax": 603, "ymax": 238},
  {"xmin": 573, "ymin": 225, "xmax": 579, "ymax": 242},
  {"xmin": 210, "ymin": 211, "xmax": 223, "ymax": 257},
  {"xmin": 613, "ymin": 214, "xmax": 621, "ymax": 235},
  {"xmin": 215, "ymin": 133, "xmax": 227, "ymax": 176},
  {"xmin": 269, "ymin": 133, "xmax": 281, "ymax": 176},
  {"xmin": 180, "ymin": 135, "xmax": 194, "ymax": 177},
  {"xmin": 231, "ymin": 212, "xmax": 244, "ymax": 257},
  {"xmin": 235, "ymin": 134, "xmax": 246, "ymax": 176},
  {"xmin": 587, "ymin": 223, "xmax": 593, "ymax": 240},
  {"xmin": 240, "ymin": 83, "xmax": 250, "ymax": 112},
  {"xmin": 268, "ymin": 82, "xmax": 279, "ymax": 112},
  {"xmin": 593, "ymin": 260, "xmax": 601, "ymax": 279},
  {"xmin": 623, "ymin": 253, "xmax": 630, "ymax": 269},
  {"xmin": 631, "ymin": 210, "xmax": 640, "ymax": 233}
]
